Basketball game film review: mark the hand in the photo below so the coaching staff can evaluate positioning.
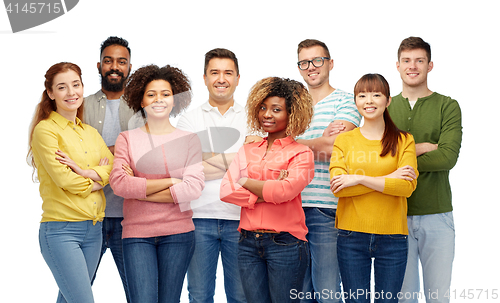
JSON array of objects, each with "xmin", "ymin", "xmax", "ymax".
[
  {"xmin": 237, "ymin": 177, "xmax": 248, "ymax": 187},
  {"xmin": 56, "ymin": 150, "xmax": 84, "ymax": 176},
  {"xmin": 277, "ymin": 170, "xmax": 289, "ymax": 181},
  {"xmin": 415, "ymin": 142, "xmax": 438, "ymax": 156},
  {"xmin": 322, "ymin": 121, "xmax": 345, "ymax": 137},
  {"xmin": 91, "ymin": 182, "xmax": 103, "ymax": 192},
  {"xmin": 99, "ymin": 157, "xmax": 109, "ymax": 166},
  {"xmin": 122, "ymin": 164, "xmax": 134, "ymax": 177},
  {"xmin": 330, "ymin": 174, "xmax": 363, "ymax": 193},
  {"xmin": 386, "ymin": 165, "xmax": 416, "ymax": 181}
]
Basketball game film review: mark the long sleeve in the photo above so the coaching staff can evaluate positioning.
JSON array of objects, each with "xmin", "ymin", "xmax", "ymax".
[
  {"xmin": 220, "ymin": 146, "xmax": 259, "ymax": 208},
  {"xmin": 32, "ymin": 112, "xmax": 113, "ymax": 223},
  {"xmin": 32, "ymin": 123, "xmax": 93, "ymax": 198},
  {"xmin": 384, "ymin": 134, "xmax": 418, "ymax": 197},
  {"xmin": 170, "ymin": 133, "xmax": 205, "ymax": 203},
  {"xmin": 417, "ymin": 99, "xmax": 462, "ymax": 172},
  {"xmin": 109, "ymin": 132, "xmax": 148, "ymax": 200},
  {"xmin": 262, "ymin": 149, "xmax": 315, "ymax": 203}
]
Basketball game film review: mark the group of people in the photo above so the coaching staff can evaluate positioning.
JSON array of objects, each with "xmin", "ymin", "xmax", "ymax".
[{"xmin": 28, "ymin": 35, "xmax": 462, "ymax": 303}]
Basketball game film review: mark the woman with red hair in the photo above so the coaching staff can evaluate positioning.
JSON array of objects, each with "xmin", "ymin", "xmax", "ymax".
[{"xmin": 28, "ymin": 62, "xmax": 113, "ymax": 303}]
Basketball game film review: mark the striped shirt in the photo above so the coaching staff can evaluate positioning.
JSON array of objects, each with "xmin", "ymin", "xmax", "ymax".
[{"xmin": 297, "ymin": 89, "xmax": 361, "ymax": 208}]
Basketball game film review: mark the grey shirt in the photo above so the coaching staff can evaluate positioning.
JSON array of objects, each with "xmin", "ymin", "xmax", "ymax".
[{"xmin": 84, "ymin": 90, "xmax": 144, "ymax": 217}]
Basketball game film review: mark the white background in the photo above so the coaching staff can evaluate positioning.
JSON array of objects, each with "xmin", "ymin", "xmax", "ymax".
[{"xmin": 1, "ymin": 0, "xmax": 498, "ymax": 302}]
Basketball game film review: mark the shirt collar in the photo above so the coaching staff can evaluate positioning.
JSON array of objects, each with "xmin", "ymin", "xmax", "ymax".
[
  {"xmin": 201, "ymin": 101, "xmax": 243, "ymax": 113},
  {"xmin": 257, "ymin": 135, "xmax": 294, "ymax": 148},
  {"xmin": 49, "ymin": 111, "xmax": 85, "ymax": 130}
]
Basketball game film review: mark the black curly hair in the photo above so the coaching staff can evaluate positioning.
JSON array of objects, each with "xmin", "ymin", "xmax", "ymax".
[
  {"xmin": 124, "ymin": 64, "xmax": 192, "ymax": 118},
  {"xmin": 246, "ymin": 77, "xmax": 313, "ymax": 137}
]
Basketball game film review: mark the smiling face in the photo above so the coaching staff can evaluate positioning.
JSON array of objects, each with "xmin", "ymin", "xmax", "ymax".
[
  {"xmin": 204, "ymin": 58, "xmax": 240, "ymax": 106},
  {"xmin": 397, "ymin": 48, "xmax": 433, "ymax": 89},
  {"xmin": 47, "ymin": 70, "xmax": 84, "ymax": 121},
  {"xmin": 258, "ymin": 96, "xmax": 289, "ymax": 138},
  {"xmin": 355, "ymin": 91, "xmax": 391, "ymax": 121},
  {"xmin": 98, "ymin": 44, "xmax": 131, "ymax": 92},
  {"xmin": 297, "ymin": 45, "xmax": 333, "ymax": 89},
  {"xmin": 141, "ymin": 80, "xmax": 174, "ymax": 120}
]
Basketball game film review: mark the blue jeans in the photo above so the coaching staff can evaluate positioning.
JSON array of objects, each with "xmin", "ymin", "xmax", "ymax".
[
  {"xmin": 399, "ymin": 212, "xmax": 455, "ymax": 303},
  {"xmin": 238, "ymin": 230, "xmax": 309, "ymax": 303},
  {"xmin": 302, "ymin": 207, "xmax": 342, "ymax": 303},
  {"xmin": 337, "ymin": 230, "xmax": 408, "ymax": 303},
  {"xmin": 122, "ymin": 231, "xmax": 195, "ymax": 303},
  {"xmin": 39, "ymin": 221, "xmax": 102, "ymax": 303},
  {"xmin": 91, "ymin": 217, "xmax": 130, "ymax": 303},
  {"xmin": 187, "ymin": 219, "xmax": 246, "ymax": 303}
]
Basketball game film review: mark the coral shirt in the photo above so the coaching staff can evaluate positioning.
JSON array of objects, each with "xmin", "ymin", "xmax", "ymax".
[{"xmin": 220, "ymin": 136, "xmax": 314, "ymax": 241}]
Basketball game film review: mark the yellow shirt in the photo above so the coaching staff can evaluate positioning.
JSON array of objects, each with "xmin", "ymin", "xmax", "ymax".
[
  {"xmin": 329, "ymin": 128, "xmax": 418, "ymax": 235},
  {"xmin": 31, "ymin": 111, "xmax": 113, "ymax": 224}
]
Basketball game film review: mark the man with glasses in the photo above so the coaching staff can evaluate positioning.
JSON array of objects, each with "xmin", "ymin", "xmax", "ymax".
[{"xmin": 295, "ymin": 39, "xmax": 361, "ymax": 303}]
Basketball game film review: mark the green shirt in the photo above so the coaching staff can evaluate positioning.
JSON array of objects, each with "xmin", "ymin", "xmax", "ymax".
[{"xmin": 388, "ymin": 92, "xmax": 462, "ymax": 215}]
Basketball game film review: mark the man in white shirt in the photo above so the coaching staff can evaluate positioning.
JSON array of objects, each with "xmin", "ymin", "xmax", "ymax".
[{"xmin": 177, "ymin": 48, "xmax": 254, "ymax": 303}]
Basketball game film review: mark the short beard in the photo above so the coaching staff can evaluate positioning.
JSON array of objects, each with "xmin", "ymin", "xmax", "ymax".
[{"xmin": 100, "ymin": 67, "xmax": 129, "ymax": 92}]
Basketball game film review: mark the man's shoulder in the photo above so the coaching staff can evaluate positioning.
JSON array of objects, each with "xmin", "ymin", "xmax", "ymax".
[
  {"xmin": 327, "ymin": 88, "xmax": 354, "ymax": 100},
  {"xmin": 84, "ymin": 90, "xmax": 105, "ymax": 102}
]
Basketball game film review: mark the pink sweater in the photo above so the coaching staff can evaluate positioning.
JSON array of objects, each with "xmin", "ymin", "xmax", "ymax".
[{"xmin": 110, "ymin": 128, "xmax": 204, "ymax": 238}]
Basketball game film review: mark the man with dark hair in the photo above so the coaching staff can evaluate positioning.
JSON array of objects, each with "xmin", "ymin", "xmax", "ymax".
[
  {"xmin": 177, "ymin": 48, "xmax": 251, "ymax": 303},
  {"xmin": 295, "ymin": 39, "xmax": 361, "ymax": 303},
  {"xmin": 388, "ymin": 36, "xmax": 462, "ymax": 303},
  {"xmin": 84, "ymin": 36, "xmax": 143, "ymax": 303}
]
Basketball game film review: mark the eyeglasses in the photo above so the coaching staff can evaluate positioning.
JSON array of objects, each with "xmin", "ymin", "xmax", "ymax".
[{"xmin": 297, "ymin": 57, "xmax": 330, "ymax": 70}]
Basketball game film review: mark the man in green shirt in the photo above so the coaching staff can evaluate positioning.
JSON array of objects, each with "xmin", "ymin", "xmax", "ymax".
[{"xmin": 388, "ymin": 37, "xmax": 462, "ymax": 303}]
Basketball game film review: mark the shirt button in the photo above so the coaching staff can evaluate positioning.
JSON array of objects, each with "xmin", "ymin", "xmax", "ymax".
[
  {"xmin": 99, "ymin": 121, "xmax": 102, "ymax": 124},
  {"xmin": 408, "ymin": 117, "xmax": 412, "ymax": 120}
]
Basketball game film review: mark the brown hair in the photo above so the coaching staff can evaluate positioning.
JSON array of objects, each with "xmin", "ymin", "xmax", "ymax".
[
  {"xmin": 27, "ymin": 62, "xmax": 84, "ymax": 176},
  {"xmin": 354, "ymin": 74, "xmax": 408, "ymax": 157},
  {"xmin": 297, "ymin": 39, "xmax": 331, "ymax": 58},
  {"xmin": 124, "ymin": 64, "xmax": 191, "ymax": 118},
  {"xmin": 204, "ymin": 48, "xmax": 239, "ymax": 75},
  {"xmin": 397, "ymin": 36, "xmax": 431, "ymax": 62},
  {"xmin": 246, "ymin": 77, "xmax": 313, "ymax": 138}
]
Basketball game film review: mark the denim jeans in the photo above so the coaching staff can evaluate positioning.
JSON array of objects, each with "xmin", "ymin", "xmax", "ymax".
[
  {"xmin": 122, "ymin": 231, "xmax": 195, "ymax": 303},
  {"xmin": 337, "ymin": 230, "xmax": 408, "ymax": 303},
  {"xmin": 39, "ymin": 221, "xmax": 102, "ymax": 303},
  {"xmin": 302, "ymin": 207, "xmax": 342, "ymax": 303},
  {"xmin": 187, "ymin": 219, "xmax": 246, "ymax": 303},
  {"xmin": 399, "ymin": 212, "xmax": 455, "ymax": 303},
  {"xmin": 91, "ymin": 217, "xmax": 130, "ymax": 303},
  {"xmin": 238, "ymin": 230, "xmax": 309, "ymax": 303}
]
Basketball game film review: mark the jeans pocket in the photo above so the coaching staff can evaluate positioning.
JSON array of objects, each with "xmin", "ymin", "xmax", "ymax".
[
  {"xmin": 272, "ymin": 233, "xmax": 300, "ymax": 246},
  {"xmin": 388, "ymin": 234, "xmax": 408, "ymax": 240},
  {"xmin": 337, "ymin": 229, "xmax": 353, "ymax": 237},
  {"xmin": 238, "ymin": 232, "xmax": 246, "ymax": 243},
  {"xmin": 44, "ymin": 221, "xmax": 70, "ymax": 231},
  {"xmin": 314, "ymin": 207, "xmax": 336, "ymax": 219},
  {"xmin": 438, "ymin": 212, "xmax": 455, "ymax": 231}
]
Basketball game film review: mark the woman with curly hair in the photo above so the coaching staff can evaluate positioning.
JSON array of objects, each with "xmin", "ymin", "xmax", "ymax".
[
  {"xmin": 220, "ymin": 77, "xmax": 315, "ymax": 303},
  {"xmin": 28, "ymin": 62, "xmax": 113, "ymax": 303},
  {"xmin": 109, "ymin": 64, "xmax": 204, "ymax": 303}
]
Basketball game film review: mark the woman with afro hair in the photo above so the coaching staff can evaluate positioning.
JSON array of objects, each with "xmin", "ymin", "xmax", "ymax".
[
  {"xmin": 220, "ymin": 77, "xmax": 315, "ymax": 303},
  {"xmin": 109, "ymin": 64, "xmax": 204, "ymax": 303}
]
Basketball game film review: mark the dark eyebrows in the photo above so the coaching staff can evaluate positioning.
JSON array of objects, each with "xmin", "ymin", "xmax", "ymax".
[{"xmin": 102, "ymin": 55, "xmax": 128, "ymax": 62}]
